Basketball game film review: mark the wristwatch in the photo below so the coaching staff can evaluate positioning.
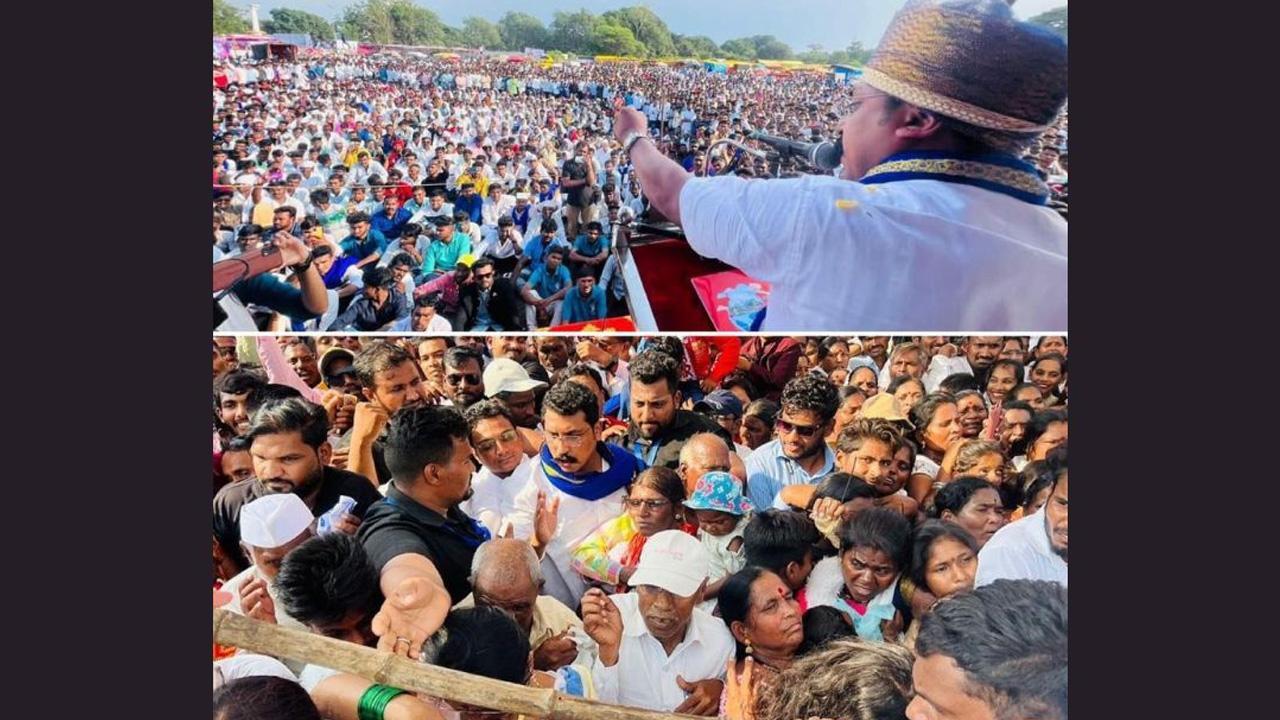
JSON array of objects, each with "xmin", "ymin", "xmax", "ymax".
[
  {"xmin": 289, "ymin": 249, "xmax": 315, "ymax": 273},
  {"xmin": 622, "ymin": 131, "xmax": 649, "ymax": 158}
]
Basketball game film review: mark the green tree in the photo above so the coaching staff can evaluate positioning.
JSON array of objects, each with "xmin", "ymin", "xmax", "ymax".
[
  {"xmin": 672, "ymin": 33, "xmax": 720, "ymax": 59},
  {"xmin": 213, "ymin": 0, "xmax": 249, "ymax": 35},
  {"xmin": 262, "ymin": 7, "xmax": 334, "ymax": 41},
  {"xmin": 338, "ymin": 0, "xmax": 392, "ymax": 43},
  {"xmin": 720, "ymin": 37, "xmax": 757, "ymax": 60},
  {"xmin": 601, "ymin": 6, "xmax": 676, "ymax": 57},
  {"xmin": 751, "ymin": 35, "xmax": 793, "ymax": 60},
  {"xmin": 338, "ymin": 0, "xmax": 445, "ymax": 45},
  {"xmin": 796, "ymin": 43, "xmax": 827, "ymax": 63},
  {"xmin": 459, "ymin": 16, "xmax": 502, "ymax": 49},
  {"xmin": 497, "ymin": 11, "xmax": 549, "ymax": 51},
  {"xmin": 844, "ymin": 40, "xmax": 872, "ymax": 65},
  {"xmin": 549, "ymin": 10, "xmax": 599, "ymax": 55},
  {"xmin": 592, "ymin": 22, "xmax": 645, "ymax": 56},
  {"xmin": 1028, "ymin": 6, "xmax": 1067, "ymax": 38}
]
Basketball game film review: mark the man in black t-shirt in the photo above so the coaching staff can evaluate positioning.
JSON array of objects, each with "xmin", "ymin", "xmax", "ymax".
[
  {"xmin": 612, "ymin": 349, "xmax": 735, "ymax": 470},
  {"xmin": 213, "ymin": 397, "xmax": 383, "ymax": 572},
  {"xmin": 357, "ymin": 404, "xmax": 489, "ymax": 660},
  {"xmin": 559, "ymin": 141, "xmax": 597, "ymax": 240}
]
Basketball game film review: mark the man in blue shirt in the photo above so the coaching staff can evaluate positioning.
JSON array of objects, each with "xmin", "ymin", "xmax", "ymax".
[
  {"xmin": 422, "ymin": 215, "xmax": 473, "ymax": 277},
  {"xmin": 570, "ymin": 221, "xmax": 609, "ymax": 281},
  {"xmin": 559, "ymin": 265, "xmax": 608, "ymax": 324},
  {"xmin": 453, "ymin": 182, "xmax": 484, "ymax": 224},
  {"xmin": 520, "ymin": 246, "xmax": 572, "ymax": 328},
  {"xmin": 521, "ymin": 218, "xmax": 570, "ymax": 279},
  {"xmin": 326, "ymin": 265, "xmax": 410, "ymax": 331},
  {"xmin": 370, "ymin": 193, "xmax": 411, "ymax": 240},
  {"xmin": 744, "ymin": 374, "xmax": 839, "ymax": 511},
  {"xmin": 338, "ymin": 211, "xmax": 387, "ymax": 271}
]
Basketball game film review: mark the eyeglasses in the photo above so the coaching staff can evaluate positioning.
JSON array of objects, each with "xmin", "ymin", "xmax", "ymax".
[
  {"xmin": 474, "ymin": 429, "xmax": 518, "ymax": 454},
  {"xmin": 776, "ymin": 419, "xmax": 820, "ymax": 438},
  {"xmin": 624, "ymin": 498, "xmax": 671, "ymax": 511},
  {"xmin": 546, "ymin": 431, "xmax": 588, "ymax": 447},
  {"xmin": 445, "ymin": 372, "xmax": 482, "ymax": 386}
]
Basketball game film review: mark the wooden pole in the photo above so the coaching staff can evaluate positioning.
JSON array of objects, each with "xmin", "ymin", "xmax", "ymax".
[{"xmin": 214, "ymin": 609, "xmax": 703, "ymax": 720}]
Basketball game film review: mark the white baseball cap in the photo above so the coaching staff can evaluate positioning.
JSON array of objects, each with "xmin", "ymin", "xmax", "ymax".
[
  {"xmin": 483, "ymin": 358, "xmax": 547, "ymax": 397},
  {"xmin": 240, "ymin": 494, "xmax": 314, "ymax": 549},
  {"xmin": 627, "ymin": 530, "xmax": 709, "ymax": 598}
]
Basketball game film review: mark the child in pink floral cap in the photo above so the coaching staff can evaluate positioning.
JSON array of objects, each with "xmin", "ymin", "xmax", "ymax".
[{"xmin": 683, "ymin": 470, "xmax": 753, "ymax": 613}]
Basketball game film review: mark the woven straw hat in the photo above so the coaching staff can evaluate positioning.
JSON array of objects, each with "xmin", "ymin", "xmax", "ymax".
[{"xmin": 862, "ymin": 0, "xmax": 1068, "ymax": 135}]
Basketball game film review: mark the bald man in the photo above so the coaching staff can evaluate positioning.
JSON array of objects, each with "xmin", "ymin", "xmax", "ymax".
[
  {"xmin": 678, "ymin": 433, "xmax": 736, "ymax": 495},
  {"xmin": 455, "ymin": 538, "xmax": 598, "ymax": 671}
]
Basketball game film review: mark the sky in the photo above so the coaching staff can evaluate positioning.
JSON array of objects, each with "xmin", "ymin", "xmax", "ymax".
[{"xmin": 236, "ymin": 1, "xmax": 1066, "ymax": 52}]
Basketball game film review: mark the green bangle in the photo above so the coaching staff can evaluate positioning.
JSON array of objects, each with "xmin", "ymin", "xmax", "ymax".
[{"xmin": 357, "ymin": 684, "xmax": 407, "ymax": 720}]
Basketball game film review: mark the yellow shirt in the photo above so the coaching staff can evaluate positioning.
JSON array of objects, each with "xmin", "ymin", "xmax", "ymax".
[{"xmin": 458, "ymin": 172, "xmax": 489, "ymax": 198}]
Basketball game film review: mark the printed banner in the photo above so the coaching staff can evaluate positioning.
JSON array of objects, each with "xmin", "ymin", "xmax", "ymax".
[{"xmin": 690, "ymin": 271, "xmax": 771, "ymax": 332}]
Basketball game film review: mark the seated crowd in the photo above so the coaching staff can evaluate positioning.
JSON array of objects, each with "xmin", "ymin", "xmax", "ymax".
[{"xmin": 213, "ymin": 334, "xmax": 1068, "ymax": 720}]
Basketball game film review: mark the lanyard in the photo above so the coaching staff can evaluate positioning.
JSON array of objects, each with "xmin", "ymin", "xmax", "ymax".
[{"xmin": 384, "ymin": 495, "xmax": 492, "ymax": 549}]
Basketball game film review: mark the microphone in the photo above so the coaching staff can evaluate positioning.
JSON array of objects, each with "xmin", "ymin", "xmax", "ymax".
[{"xmin": 747, "ymin": 131, "xmax": 842, "ymax": 171}]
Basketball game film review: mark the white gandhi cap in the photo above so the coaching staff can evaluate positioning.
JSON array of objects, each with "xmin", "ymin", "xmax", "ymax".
[{"xmin": 240, "ymin": 493, "xmax": 314, "ymax": 549}]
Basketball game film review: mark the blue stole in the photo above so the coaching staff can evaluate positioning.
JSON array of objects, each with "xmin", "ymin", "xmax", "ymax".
[{"xmin": 539, "ymin": 442, "xmax": 641, "ymax": 500}]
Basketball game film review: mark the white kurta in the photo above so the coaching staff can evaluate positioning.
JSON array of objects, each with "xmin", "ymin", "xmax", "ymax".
[
  {"xmin": 508, "ymin": 459, "xmax": 628, "ymax": 609},
  {"xmin": 975, "ymin": 506, "xmax": 1068, "ymax": 587},
  {"xmin": 679, "ymin": 174, "xmax": 1067, "ymax": 331},
  {"xmin": 462, "ymin": 454, "xmax": 536, "ymax": 537}
]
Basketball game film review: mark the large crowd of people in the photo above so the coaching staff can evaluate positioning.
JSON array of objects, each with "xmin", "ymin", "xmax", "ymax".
[
  {"xmin": 213, "ymin": 46, "xmax": 1067, "ymax": 333},
  {"xmin": 212, "ymin": 333, "xmax": 1068, "ymax": 719}
]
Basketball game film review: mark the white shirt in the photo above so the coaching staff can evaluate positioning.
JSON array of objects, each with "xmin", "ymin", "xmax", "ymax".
[
  {"xmin": 592, "ymin": 593, "xmax": 734, "ymax": 712},
  {"xmin": 219, "ymin": 566, "xmax": 310, "ymax": 674},
  {"xmin": 679, "ymin": 174, "xmax": 1068, "ymax": 331},
  {"xmin": 462, "ymin": 454, "xmax": 535, "ymax": 537},
  {"xmin": 975, "ymin": 506, "xmax": 1067, "ymax": 587},
  {"xmin": 508, "ymin": 459, "xmax": 628, "ymax": 609}
]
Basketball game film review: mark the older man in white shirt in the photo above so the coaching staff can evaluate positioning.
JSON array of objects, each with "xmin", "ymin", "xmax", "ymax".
[
  {"xmin": 581, "ymin": 530, "xmax": 734, "ymax": 714},
  {"xmin": 976, "ymin": 462, "xmax": 1068, "ymax": 587},
  {"xmin": 219, "ymin": 493, "xmax": 316, "ymax": 673}
]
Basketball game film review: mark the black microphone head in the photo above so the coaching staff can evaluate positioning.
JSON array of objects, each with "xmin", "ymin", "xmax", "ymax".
[{"xmin": 811, "ymin": 141, "xmax": 843, "ymax": 171}]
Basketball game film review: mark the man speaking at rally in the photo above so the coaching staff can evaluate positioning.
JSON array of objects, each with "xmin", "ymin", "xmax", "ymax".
[{"xmin": 613, "ymin": 0, "xmax": 1068, "ymax": 331}]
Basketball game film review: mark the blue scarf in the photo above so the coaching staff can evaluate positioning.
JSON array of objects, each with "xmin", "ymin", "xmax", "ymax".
[
  {"xmin": 860, "ymin": 150, "xmax": 1050, "ymax": 205},
  {"xmin": 539, "ymin": 442, "xmax": 641, "ymax": 500}
]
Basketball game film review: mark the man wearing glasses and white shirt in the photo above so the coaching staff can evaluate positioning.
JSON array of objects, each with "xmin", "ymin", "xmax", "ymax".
[
  {"xmin": 460, "ymin": 400, "xmax": 537, "ymax": 538},
  {"xmin": 507, "ymin": 381, "xmax": 643, "ymax": 609}
]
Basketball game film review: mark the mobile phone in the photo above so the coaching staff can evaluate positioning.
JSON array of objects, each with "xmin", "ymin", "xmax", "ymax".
[{"xmin": 259, "ymin": 229, "xmax": 279, "ymax": 257}]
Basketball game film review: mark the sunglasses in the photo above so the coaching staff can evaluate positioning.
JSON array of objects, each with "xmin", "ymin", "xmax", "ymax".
[
  {"xmin": 776, "ymin": 419, "xmax": 821, "ymax": 438},
  {"xmin": 446, "ymin": 372, "xmax": 482, "ymax": 386},
  {"xmin": 473, "ymin": 429, "xmax": 518, "ymax": 454}
]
